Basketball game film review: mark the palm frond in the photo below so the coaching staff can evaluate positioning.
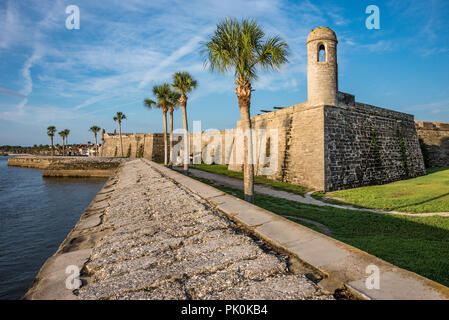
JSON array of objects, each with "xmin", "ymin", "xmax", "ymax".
[
  {"xmin": 168, "ymin": 90, "xmax": 181, "ymax": 109},
  {"xmin": 172, "ymin": 72, "xmax": 198, "ymax": 94},
  {"xmin": 202, "ymin": 17, "xmax": 289, "ymax": 84},
  {"xmin": 113, "ymin": 111, "xmax": 126, "ymax": 121},
  {"xmin": 152, "ymin": 83, "xmax": 172, "ymax": 109},
  {"xmin": 143, "ymin": 98, "xmax": 156, "ymax": 110},
  {"xmin": 90, "ymin": 126, "xmax": 101, "ymax": 133},
  {"xmin": 47, "ymin": 126, "xmax": 56, "ymax": 136}
]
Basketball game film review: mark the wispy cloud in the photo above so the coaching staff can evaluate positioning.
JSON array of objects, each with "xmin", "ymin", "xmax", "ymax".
[
  {"xmin": 0, "ymin": 88, "xmax": 27, "ymax": 98},
  {"xmin": 409, "ymin": 99, "xmax": 449, "ymax": 112},
  {"xmin": 138, "ymin": 34, "xmax": 208, "ymax": 89},
  {"xmin": 21, "ymin": 50, "xmax": 42, "ymax": 96},
  {"xmin": 74, "ymin": 94, "xmax": 111, "ymax": 110}
]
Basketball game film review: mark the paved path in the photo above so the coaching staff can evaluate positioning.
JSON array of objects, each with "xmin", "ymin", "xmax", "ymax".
[
  {"xmin": 182, "ymin": 168, "xmax": 449, "ymax": 217},
  {"xmin": 78, "ymin": 160, "xmax": 333, "ymax": 300}
]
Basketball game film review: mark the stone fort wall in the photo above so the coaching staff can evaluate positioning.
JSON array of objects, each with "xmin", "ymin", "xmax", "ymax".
[
  {"xmin": 416, "ymin": 121, "xmax": 449, "ymax": 168},
  {"xmin": 228, "ymin": 102, "xmax": 327, "ymax": 190},
  {"xmin": 324, "ymin": 102, "xmax": 426, "ymax": 191},
  {"xmin": 100, "ymin": 133, "xmax": 165, "ymax": 162},
  {"xmin": 228, "ymin": 92, "xmax": 429, "ymax": 191},
  {"xmin": 99, "ymin": 113, "xmax": 446, "ymax": 192},
  {"xmin": 100, "ymin": 130, "xmax": 236, "ymax": 165}
]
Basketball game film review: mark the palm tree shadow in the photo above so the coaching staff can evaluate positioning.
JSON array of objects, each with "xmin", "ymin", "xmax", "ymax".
[{"xmin": 391, "ymin": 192, "xmax": 449, "ymax": 211}]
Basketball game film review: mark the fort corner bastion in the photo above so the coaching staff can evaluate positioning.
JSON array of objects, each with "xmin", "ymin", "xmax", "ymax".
[
  {"xmin": 230, "ymin": 27, "xmax": 426, "ymax": 191},
  {"xmin": 101, "ymin": 27, "xmax": 448, "ymax": 192}
]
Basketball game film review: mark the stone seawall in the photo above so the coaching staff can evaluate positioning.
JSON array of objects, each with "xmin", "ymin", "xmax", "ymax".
[
  {"xmin": 7, "ymin": 156, "xmax": 54, "ymax": 169},
  {"xmin": 8, "ymin": 156, "xmax": 125, "ymax": 178},
  {"xmin": 23, "ymin": 168, "xmax": 122, "ymax": 300}
]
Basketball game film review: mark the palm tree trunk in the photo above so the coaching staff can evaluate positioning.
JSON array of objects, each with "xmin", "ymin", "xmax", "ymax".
[
  {"xmin": 119, "ymin": 121, "xmax": 123, "ymax": 157},
  {"xmin": 181, "ymin": 95, "xmax": 189, "ymax": 172},
  {"xmin": 94, "ymin": 134, "xmax": 98, "ymax": 157},
  {"xmin": 237, "ymin": 87, "xmax": 255, "ymax": 203},
  {"xmin": 163, "ymin": 110, "xmax": 168, "ymax": 165},
  {"xmin": 51, "ymin": 136, "xmax": 54, "ymax": 156},
  {"xmin": 62, "ymin": 137, "xmax": 65, "ymax": 156},
  {"xmin": 169, "ymin": 107, "xmax": 174, "ymax": 167}
]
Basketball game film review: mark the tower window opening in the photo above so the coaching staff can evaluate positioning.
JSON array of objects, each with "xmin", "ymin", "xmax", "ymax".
[{"xmin": 318, "ymin": 44, "xmax": 326, "ymax": 62}]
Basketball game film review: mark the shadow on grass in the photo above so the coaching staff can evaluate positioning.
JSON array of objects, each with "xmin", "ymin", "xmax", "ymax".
[{"xmin": 390, "ymin": 192, "xmax": 449, "ymax": 211}]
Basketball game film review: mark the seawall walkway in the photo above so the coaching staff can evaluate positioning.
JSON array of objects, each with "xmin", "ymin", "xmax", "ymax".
[{"xmin": 25, "ymin": 159, "xmax": 332, "ymax": 300}]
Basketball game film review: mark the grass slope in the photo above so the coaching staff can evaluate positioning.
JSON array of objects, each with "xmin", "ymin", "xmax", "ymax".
[{"xmin": 328, "ymin": 167, "xmax": 449, "ymax": 213}]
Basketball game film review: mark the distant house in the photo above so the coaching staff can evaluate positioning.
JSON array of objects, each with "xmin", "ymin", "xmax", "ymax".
[{"xmin": 77, "ymin": 144, "xmax": 98, "ymax": 156}]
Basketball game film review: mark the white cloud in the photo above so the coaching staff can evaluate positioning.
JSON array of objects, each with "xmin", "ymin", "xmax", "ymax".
[{"xmin": 138, "ymin": 33, "xmax": 210, "ymax": 89}]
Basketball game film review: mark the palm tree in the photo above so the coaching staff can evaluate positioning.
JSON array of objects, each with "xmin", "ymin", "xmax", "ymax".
[
  {"xmin": 172, "ymin": 72, "xmax": 198, "ymax": 172},
  {"xmin": 63, "ymin": 129, "xmax": 70, "ymax": 155},
  {"xmin": 167, "ymin": 89, "xmax": 180, "ymax": 167},
  {"xmin": 89, "ymin": 126, "xmax": 101, "ymax": 156},
  {"xmin": 113, "ymin": 112, "xmax": 126, "ymax": 157},
  {"xmin": 203, "ymin": 18, "xmax": 289, "ymax": 203},
  {"xmin": 58, "ymin": 131, "xmax": 66, "ymax": 156},
  {"xmin": 47, "ymin": 126, "xmax": 56, "ymax": 156},
  {"xmin": 151, "ymin": 84, "xmax": 172, "ymax": 166}
]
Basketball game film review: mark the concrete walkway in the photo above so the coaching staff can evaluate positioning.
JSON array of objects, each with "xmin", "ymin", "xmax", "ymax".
[{"xmin": 180, "ymin": 167, "xmax": 449, "ymax": 217}]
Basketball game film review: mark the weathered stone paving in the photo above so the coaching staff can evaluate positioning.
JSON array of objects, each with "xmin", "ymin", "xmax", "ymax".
[{"xmin": 78, "ymin": 159, "xmax": 333, "ymax": 300}]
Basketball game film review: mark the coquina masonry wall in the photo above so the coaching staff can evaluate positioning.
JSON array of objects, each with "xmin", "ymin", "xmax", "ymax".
[
  {"xmin": 101, "ymin": 133, "xmax": 165, "ymax": 162},
  {"xmin": 416, "ymin": 121, "xmax": 449, "ymax": 168},
  {"xmin": 100, "ymin": 131, "xmax": 236, "ymax": 165},
  {"xmin": 324, "ymin": 103, "xmax": 426, "ymax": 191},
  {"xmin": 228, "ymin": 97, "xmax": 427, "ymax": 192},
  {"xmin": 228, "ymin": 102, "xmax": 326, "ymax": 190}
]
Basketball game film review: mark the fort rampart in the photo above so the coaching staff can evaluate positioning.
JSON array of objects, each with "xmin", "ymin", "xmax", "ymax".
[{"xmin": 416, "ymin": 121, "xmax": 449, "ymax": 168}]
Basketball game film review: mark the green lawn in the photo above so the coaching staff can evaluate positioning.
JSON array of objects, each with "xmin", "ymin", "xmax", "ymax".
[
  {"xmin": 190, "ymin": 176, "xmax": 449, "ymax": 287},
  {"xmin": 327, "ymin": 167, "xmax": 449, "ymax": 213},
  {"xmin": 190, "ymin": 164, "xmax": 308, "ymax": 196}
]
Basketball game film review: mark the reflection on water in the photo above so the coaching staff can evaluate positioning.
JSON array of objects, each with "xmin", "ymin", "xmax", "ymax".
[{"xmin": 0, "ymin": 157, "xmax": 106, "ymax": 299}]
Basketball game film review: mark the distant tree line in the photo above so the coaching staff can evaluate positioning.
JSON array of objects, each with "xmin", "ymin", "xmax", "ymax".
[
  {"xmin": 0, "ymin": 144, "xmax": 87, "ymax": 155},
  {"xmin": 0, "ymin": 144, "xmax": 51, "ymax": 155}
]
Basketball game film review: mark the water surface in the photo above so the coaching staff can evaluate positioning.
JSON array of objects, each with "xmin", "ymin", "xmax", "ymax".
[{"xmin": 0, "ymin": 156, "xmax": 106, "ymax": 299}]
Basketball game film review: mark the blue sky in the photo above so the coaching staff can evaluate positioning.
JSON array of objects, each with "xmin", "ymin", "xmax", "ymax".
[{"xmin": 1, "ymin": 0, "xmax": 448, "ymax": 146}]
